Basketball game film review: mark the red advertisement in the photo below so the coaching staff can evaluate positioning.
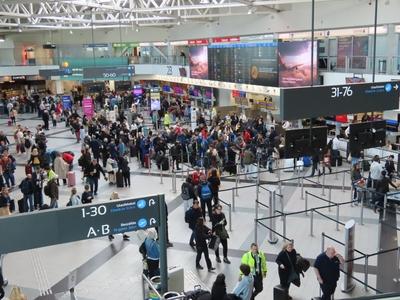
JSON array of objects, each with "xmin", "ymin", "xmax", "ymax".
[
  {"xmin": 337, "ymin": 37, "xmax": 352, "ymax": 68},
  {"xmin": 188, "ymin": 39, "xmax": 209, "ymax": 46},
  {"xmin": 212, "ymin": 36, "xmax": 240, "ymax": 43},
  {"xmin": 82, "ymin": 97, "xmax": 94, "ymax": 119},
  {"xmin": 189, "ymin": 46, "xmax": 208, "ymax": 79}
]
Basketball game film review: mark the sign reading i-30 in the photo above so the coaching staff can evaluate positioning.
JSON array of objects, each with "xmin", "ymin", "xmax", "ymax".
[{"xmin": 0, "ymin": 195, "xmax": 161, "ymax": 254}]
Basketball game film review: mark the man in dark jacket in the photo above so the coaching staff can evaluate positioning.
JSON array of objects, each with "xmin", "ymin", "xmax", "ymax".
[
  {"xmin": 170, "ymin": 141, "xmax": 182, "ymax": 170},
  {"xmin": 185, "ymin": 200, "xmax": 202, "ymax": 248},
  {"xmin": 314, "ymin": 247, "xmax": 344, "ymax": 300},
  {"xmin": 86, "ymin": 159, "xmax": 107, "ymax": 195},
  {"xmin": 19, "ymin": 174, "xmax": 34, "ymax": 212},
  {"xmin": 374, "ymin": 170, "xmax": 398, "ymax": 212},
  {"xmin": 385, "ymin": 155, "xmax": 396, "ymax": 179}
]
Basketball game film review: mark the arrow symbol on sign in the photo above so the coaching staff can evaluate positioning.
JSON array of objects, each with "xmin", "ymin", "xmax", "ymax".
[
  {"xmin": 395, "ymin": 84, "xmax": 399, "ymax": 91},
  {"xmin": 149, "ymin": 199, "xmax": 156, "ymax": 206},
  {"xmin": 150, "ymin": 218, "xmax": 156, "ymax": 225}
]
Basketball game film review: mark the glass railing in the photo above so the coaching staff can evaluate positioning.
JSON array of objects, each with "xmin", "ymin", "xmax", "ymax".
[{"xmin": 319, "ymin": 55, "xmax": 400, "ymax": 75}]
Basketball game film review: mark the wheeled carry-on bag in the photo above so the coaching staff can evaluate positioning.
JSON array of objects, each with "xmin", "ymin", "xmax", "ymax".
[
  {"xmin": 67, "ymin": 171, "xmax": 76, "ymax": 187},
  {"xmin": 273, "ymin": 285, "xmax": 289, "ymax": 300},
  {"xmin": 116, "ymin": 171, "xmax": 124, "ymax": 187}
]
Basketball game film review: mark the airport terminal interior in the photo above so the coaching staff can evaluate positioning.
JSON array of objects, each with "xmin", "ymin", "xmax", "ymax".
[{"xmin": 1, "ymin": 0, "xmax": 400, "ymax": 299}]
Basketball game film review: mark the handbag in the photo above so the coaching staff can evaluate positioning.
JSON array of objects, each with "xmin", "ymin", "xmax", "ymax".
[
  {"xmin": 208, "ymin": 235, "xmax": 221, "ymax": 251},
  {"xmin": 0, "ymin": 206, "xmax": 10, "ymax": 217},
  {"xmin": 286, "ymin": 252, "xmax": 300, "ymax": 287}
]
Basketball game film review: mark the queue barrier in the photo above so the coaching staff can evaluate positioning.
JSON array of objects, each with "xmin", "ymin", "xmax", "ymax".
[
  {"xmin": 141, "ymin": 274, "xmax": 187, "ymax": 300},
  {"xmin": 322, "ymin": 232, "xmax": 400, "ymax": 293}
]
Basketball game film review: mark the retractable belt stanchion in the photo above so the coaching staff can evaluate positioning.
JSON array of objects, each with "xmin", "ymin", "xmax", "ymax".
[
  {"xmin": 301, "ymin": 175, "xmax": 305, "ymax": 200},
  {"xmin": 310, "ymin": 209, "xmax": 314, "ymax": 236},
  {"xmin": 342, "ymin": 171, "xmax": 346, "ymax": 192},
  {"xmin": 335, "ymin": 159, "xmax": 338, "ymax": 180},
  {"xmin": 232, "ymin": 189, "xmax": 236, "ymax": 212},
  {"xmin": 305, "ymin": 191, "xmax": 308, "ymax": 216},
  {"xmin": 328, "ymin": 188, "xmax": 332, "ymax": 212},
  {"xmin": 383, "ymin": 194, "xmax": 388, "ymax": 220},
  {"xmin": 360, "ymin": 190, "xmax": 365, "ymax": 225},
  {"xmin": 336, "ymin": 204, "xmax": 340, "ymax": 231},
  {"xmin": 321, "ymin": 172, "xmax": 326, "ymax": 196},
  {"xmin": 364, "ymin": 256, "xmax": 369, "ymax": 292},
  {"xmin": 268, "ymin": 191, "xmax": 278, "ymax": 244},
  {"xmin": 235, "ymin": 168, "xmax": 239, "ymax": 197},
  {"xmin": 160, "ymin": 168, "xmax": 163, "ymax": 184}
]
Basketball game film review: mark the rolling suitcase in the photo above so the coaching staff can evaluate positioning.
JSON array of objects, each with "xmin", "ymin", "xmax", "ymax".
[
  {"xmin": 161, "ymin": 158, "xmax": 169, "ymax": 171},
  {"xmin": 18, "ymin": 199, "xmax": 26, "ymax": 213},
  {"xmin": 144, "ymin": 154, "xmax": 150, "ymax": 169},
  {"xmin": 67, "ymin": 171, "xmax": 76, "ymax": 187},
  {"xmin": 116, "ymin": 171, "xmax": 124, "ymax": 187},
  {"xmin": 25, "ymin": 164, "xmax": 32, "ymax": 175},
  {"xmin": 273, "ymin": 285, "xmax": 289, "ymax": 300}
]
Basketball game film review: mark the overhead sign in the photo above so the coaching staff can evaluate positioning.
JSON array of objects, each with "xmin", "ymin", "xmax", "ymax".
[
  {"xmin": 11, "ymin": 76, "xmax": 26, "ymax": 80},
  {"xmin": 212, "ymin": 36, "xmax": 240, "ymax": 43},
  {"xmin": 112, "ymin": 42, "xmax": 139, "ymax": 48},
  {"xmin": 0, "ymin": 195, "xmax": 161, "ymax": 254},
  {"xmin": 83, "ymin": 66, "xmax": 135, "ymax": 79},
  {"xmin": 82, "ymin": 97, "xmax": 95, "ymax": 119},
  {"xmin": 281, "ymin": 82, "xmax": 400, "ymax": 120},
  {"xmin": 188, "ymin": 39, "xmax": 209, "ymax": 46},
  {"xmin": 39, "ymin": 68, "xmax": 72, "ymax": 78}
]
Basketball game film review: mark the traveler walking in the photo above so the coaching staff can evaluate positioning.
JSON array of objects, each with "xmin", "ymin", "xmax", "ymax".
[
  {"xmin": 86, "ymin": 159, "xmax": 107, "ymax": 195},
  {"xmin": 144, "ymin": 229, "xmax": 160, "ymax": 278},
  {"xmin": 181, "ymin": 177, "xmax": 195, "ymax": 212},
  {"xmin": 198, "ymin": 176, "xmax": 213, "ymax": 220},
  {"xmin": 44, "ymin": 166, "xmax": 59, "ymax": 208},
  {"xmin": 233, "ymin": 264, "xmax": 254, "ymax": 300},
  {"xmin": 185, "ymin": 200, "xmax": 202, "ymax": 248},
  {"xmin": 208, "ymin": 168, "xmax": 221, "ymax": 206},
  {"xmin": 53, "ymin": 152, "xmax": 68, "ymax": 185},
  {"xmin": 212, "ymin": 204, "xmax": 230, "ymax": 264},
  {"xmin": 19, "ymin": 174, "xmax": 34, "ymax": 212},
  {"xmin": 211, "ymin": 273, "xmax": 229, "ymax": 300},
  {"xmin": 276, "ymin": 242, "xmax": 298, "ymax": 298},
  {"xmin": 370, "ymin": 155, "xmax": 383, "ymax": 188},
  {"xmin": 314, "ymin": 246, "xmax": 344, "ymax": 300},
  {"xmin": 194, "ymin": 217, "xmax": 215, "ymax": 272},
  {"xmin": 240, "ymin": 243, "xmax": 267, "ymax": 300}
]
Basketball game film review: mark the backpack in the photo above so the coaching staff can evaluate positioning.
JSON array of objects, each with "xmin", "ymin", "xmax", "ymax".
[
  {"xmin": 25, "ymin": 139, "xmax": 31, "ymax": 149},
  {"xmin": 43, "ymin": 183, "xmax": 50, "ymax": 196},
  {"xmin": 185, "ymin": 209, "xmax": 191, "ymax": 223},
  {"xmin": 200, "ymin": 183, "xmax": 212, "ymax": 201},
  {"xmin": 181, "ymin": 182, "xmax": 191, "ymax": 200},
  {"xmin": 184, "ymin": 289, "xmax": 211, "ymax": 300}
]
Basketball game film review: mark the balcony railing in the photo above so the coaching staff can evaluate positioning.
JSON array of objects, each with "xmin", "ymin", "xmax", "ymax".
[{"xmin": 319, "ymin": 55, "xmax": 400, "ymax": 75}]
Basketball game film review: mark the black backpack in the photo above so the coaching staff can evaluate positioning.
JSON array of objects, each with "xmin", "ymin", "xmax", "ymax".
[
  {"xmin": 181, "ymin": 182, "xmax": 191, "ymax": 200},
  {"xmin": 184, "ymin": 289, "xmax": 211, "ymax": 300}
]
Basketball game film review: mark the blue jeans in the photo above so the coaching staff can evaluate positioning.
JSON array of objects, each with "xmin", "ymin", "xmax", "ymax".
[
  {"xmin": 50, "ymin": 198, "xmax": 58, "ymax": 208},
  {"xmin": 87, "ymin": 177, "xmax": 99, "ymax": 194},
  {"xmin": 3, "ymin": 172, "xmax": 14, "ymax": 187},
  {"xmin": 190, "ymin": 229, "xmax": 196, "ymax": 246},
  {"xmin": 24, "ymin": 194, "xmax": 34, "ymax": 212}
]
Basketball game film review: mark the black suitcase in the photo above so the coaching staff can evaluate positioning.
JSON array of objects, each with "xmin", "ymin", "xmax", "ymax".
[
  {"xmin": 161, "ymin": 158, "xmax": 169, "ymax": 171},
  {"xmin": 273, "ymin": 285, "xmax": 289, "ymax": 300},
  {"xmin": 18, "ymin": 199, "xmax": 26, "ymax": 213},
  {"xmin": 116, "ymin": 171, "xmax": 124, "ymax": 188},
  {"xmin": 9, "ymin": 199, "xmax": 15, "ymax": 212}
]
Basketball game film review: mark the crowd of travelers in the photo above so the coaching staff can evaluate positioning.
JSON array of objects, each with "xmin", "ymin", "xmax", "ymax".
[{"xmin": 0, "ymin": 91, "xmax": 385, "ymax": 300}]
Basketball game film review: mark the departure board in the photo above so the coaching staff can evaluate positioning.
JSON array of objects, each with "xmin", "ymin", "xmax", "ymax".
[{"xmin": 208, "ymin": 42, "xmax": 278, "ymax": 87}]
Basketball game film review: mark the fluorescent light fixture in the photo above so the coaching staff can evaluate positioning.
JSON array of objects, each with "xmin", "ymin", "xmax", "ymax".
[
  {"xmin": 0, "ymin": 36, "xmax": 5, "ymax": 42},
  {"xmin": 18, "ymin": 28, "xmax": 22, "ymax": 32}
]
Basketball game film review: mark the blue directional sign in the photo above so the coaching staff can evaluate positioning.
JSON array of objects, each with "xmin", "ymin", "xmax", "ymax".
[
  {"xmin": 0, "ymin": 195, "xmax": 161, "ymax": 254},
  {"xmin": 62, "ymin": 95, "xmax": 72, "ymax": 110}
]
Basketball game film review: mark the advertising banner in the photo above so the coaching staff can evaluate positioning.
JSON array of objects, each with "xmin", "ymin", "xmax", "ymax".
[
  {"xmin": 62, "ymin": 95, "xmax": 72, "ymax": 110},
  {"xmin": 337, "ymin": 37, "xmax": 353, "ymax": 68},
  {"xmin": 150, "ymin": 89, "xmax": 161, "ymax": 111},
  {"xmin": 189, "ymin": 46, "xmax": 208, "ymax": 79},
  {"xmin": 278, "ymin": 41, "xmax": 318, "ymax": 87},
  {"xmin": 82, "ymin": 97, "xmax": 94, "ymax": 119},
  {"xmin": 352, "ymin": 36, "xmax": 368, "ymax": 69}
]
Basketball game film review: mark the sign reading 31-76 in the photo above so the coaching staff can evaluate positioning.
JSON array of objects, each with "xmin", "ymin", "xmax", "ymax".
[
  {"xmin": 83, "ymin": 66, "xmax": 135, "ymax": 79},
  {"xmin": 0, "ymin": 195, "xmax": 161, "ymax": 254}
]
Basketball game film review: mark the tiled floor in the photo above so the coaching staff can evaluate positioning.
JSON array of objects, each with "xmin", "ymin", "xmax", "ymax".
[{"xmin": 0, "ymin": 113, "xmax": 398, "ymax": 300}]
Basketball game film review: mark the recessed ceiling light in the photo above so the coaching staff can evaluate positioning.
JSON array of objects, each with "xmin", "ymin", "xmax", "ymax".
[
  {"xmin": 0, "ymin": 36, "xmax": 5, "ymax": 42},
  {"xmin": 69, "ymin": 30, "xmax": 73, "ymax": 34},
  {"xmin": 18, "ymin": 27, "xmax": 22, "ymax": 32},
  {"xmin": 177, "ymin": 21, "xmax": 181, "ymax": 25},
  {"xmin": 135, "ymin": 27, "xmax": 139, "ymax": 32}
]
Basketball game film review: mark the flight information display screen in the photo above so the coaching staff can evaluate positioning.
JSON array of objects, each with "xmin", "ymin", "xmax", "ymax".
[{"xmin": 208, "ymin": 42, "xmax": 278, "ymax": 87}]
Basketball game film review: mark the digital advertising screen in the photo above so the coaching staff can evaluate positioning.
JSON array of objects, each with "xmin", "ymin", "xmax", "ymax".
[
  {"xmin": 133, "ymin": 86, "xmax": 143, "ymax": 96},
  {"xmin": 189, "ymin": 46, "xmax": 209, "ymax": 79},
  {"xmin": 278, "ymin": 41, "xmax": 318, "ymax": 87},
  {"xmin": 208, "ymin": 42, "xmax": 278, "ymax": 87},
  {"xmin": 150, "ymin": 88, "xmax": 161, "ymax": 111}
]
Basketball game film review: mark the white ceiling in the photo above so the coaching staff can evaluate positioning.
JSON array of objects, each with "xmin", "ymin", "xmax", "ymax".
[{"xmin": 0, "ymin": 0, "xmax": 339, "ymax": 32}]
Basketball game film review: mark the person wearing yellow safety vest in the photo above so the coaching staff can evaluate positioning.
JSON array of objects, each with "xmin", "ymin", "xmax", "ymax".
[
  {"xmin": 163, "ymin": 112, "xmax": 172, "ymax": 128},
  {"xmin": 240, "ymin": 243, "xmax": 267, "ymax": 300}
]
